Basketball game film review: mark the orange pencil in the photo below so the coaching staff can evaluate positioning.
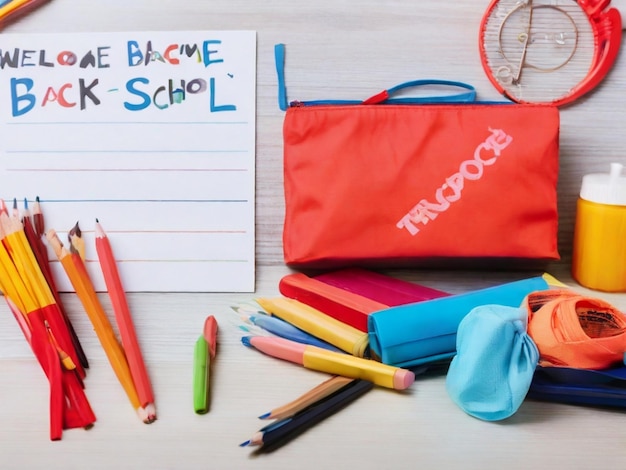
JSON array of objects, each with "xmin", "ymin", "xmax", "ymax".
[
  {"xmin": 94, "ymin": 219, "xmax": 156, "ymax": 423},
  {"xmin": 45, "ymin": 229, "xmax": 145, "ymax": 422}
]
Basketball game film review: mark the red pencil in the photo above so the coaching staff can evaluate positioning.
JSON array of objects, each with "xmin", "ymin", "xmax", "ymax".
[
  {"xmin": 22, "ymin": 199, "xmax": 89, "ymax": 374},
  {"xmin": 94, "ymin": 219, "xmax": 156, "ymax": 423}
]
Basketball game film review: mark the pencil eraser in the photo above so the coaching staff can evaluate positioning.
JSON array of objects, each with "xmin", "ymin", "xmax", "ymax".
[{"xmin": 393, "ymin": 369, "xmax": 415, "ymax": 390}]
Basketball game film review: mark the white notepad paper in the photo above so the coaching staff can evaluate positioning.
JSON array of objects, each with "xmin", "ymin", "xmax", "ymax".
[{"xmin": 0, "ymin": 30, "xmax": 256, "ymax": 292}]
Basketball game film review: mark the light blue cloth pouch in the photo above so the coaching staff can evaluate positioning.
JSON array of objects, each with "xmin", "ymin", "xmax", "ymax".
[{"xmin": 445, "ymin": 304, "xmax": 539, "ymax": 421}]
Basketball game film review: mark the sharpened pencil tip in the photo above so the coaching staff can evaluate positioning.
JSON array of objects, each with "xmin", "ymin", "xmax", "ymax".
[
  {"xmin": 241, "ymin": 336, "xmax": 252, "ymax": 347},
  {"xmin": 239, "ymin": 440, "xmax": 251, "ymax": 447},
  {"xmin": 258, "ymin": 412, "xmax": 271, "ymax": 419}
]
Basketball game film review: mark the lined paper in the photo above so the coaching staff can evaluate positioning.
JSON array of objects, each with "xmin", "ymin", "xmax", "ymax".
[{"xmin": 0, "ymin": 31, "xmax": 256, "ymax": 292}]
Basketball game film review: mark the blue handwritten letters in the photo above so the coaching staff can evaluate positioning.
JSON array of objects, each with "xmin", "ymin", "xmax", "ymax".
[{"xmin": 2, "ymin": 39, "xmax": 236, "ymax": 117}]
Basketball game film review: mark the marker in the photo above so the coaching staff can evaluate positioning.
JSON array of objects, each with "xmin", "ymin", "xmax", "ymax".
[
  {"xmin": 241, "ymin": 335, "xmax": 414, "ymax": 390},
  {"xmin": 194, "ymin": 315, "xmax": 218, "ymax": 414}
]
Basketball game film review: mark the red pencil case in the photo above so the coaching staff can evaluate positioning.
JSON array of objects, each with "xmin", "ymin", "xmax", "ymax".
[{"xmin": 276, "ymin": 44, "xmax": 560, "ymax": 269}]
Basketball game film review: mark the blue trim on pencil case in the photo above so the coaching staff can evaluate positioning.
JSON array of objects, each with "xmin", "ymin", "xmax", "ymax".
[
  {"xmin": 274, "ymin": 44, "xmax": 289, "ymax": 111},
  {"xmin": 274, "ymin": 43, "xmax": 479, "ymax": 109}
]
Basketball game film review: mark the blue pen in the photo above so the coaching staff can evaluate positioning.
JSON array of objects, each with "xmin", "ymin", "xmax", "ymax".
[{"xmin": 248, "ymin": 314, "xmax": 343, "ymax": 353}]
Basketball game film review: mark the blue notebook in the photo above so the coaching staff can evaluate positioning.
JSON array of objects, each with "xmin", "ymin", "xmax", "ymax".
[{"xmin": 528, "ymin": 365, "xmax": 626, "ymax": 408}]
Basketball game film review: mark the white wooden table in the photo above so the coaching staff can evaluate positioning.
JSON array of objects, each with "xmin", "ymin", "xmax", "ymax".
[{"xmin": 1, "ymin": 2, "xmax": 626, "ymax": 469}]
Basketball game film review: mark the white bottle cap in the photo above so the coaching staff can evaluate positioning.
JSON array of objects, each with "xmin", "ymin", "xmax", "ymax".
[{"xmin": 580, "ymin": 163, "xmax": 626, "ymax": 206}]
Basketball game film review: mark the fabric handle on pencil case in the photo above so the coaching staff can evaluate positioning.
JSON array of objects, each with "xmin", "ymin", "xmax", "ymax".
[{"xmin": 274, "ymin": 43, "xmax": 477, "ymax": 110}]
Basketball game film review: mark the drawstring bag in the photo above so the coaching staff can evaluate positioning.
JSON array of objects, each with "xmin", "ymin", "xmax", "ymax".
[{"xmin": 445, "ymin": 304, "xmax": 539, "ymax": 421}]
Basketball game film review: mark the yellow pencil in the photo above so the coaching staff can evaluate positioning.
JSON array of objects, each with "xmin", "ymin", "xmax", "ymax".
[
  {"xmin": 0, "ymin": 0, "xmax": 47, "ymax": 18},
  {"xmin": 256, "ymin": 296, "xmax": 370, "ymax": 357},
  {"xmin": 46, "ymin": 229, "xmax": 143, "ymax": 419},
  {"xmin": 1, "ymin": 212, "xmax": 84, "ymax": 376}
]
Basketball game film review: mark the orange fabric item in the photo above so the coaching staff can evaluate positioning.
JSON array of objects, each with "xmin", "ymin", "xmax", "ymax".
[
  {"xmin": 282, "ymin": 102, "xmax": 560, "ymax": 268},
  {"xmin": 526, "ymin": 290, "xmax": 626, "ymax": 370}
]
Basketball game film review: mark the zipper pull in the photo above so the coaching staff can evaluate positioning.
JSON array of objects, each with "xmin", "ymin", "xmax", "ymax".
[{"xmin": 362, "ymin": 90, "xmax": 389, "ymax": 105}]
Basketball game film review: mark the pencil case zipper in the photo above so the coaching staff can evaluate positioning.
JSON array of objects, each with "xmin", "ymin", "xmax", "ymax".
[{"xmin": 275, "ymin": 43, "xmax": 478, "ymax": 111}]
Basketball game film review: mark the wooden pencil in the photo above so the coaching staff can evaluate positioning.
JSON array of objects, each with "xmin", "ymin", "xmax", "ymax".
[
  {"xmin": 258, "ymin": 375, "xmax": 355, "ymax": 421},
  {"xmin": 68, "ymin": 221, "xmax": 85, "ymax": 260},
  {"xmin": 0, "ymin": 0, "xmax": 51, "ymax": 29},
  {"xmin": 241, "ymin": 379, "xmax": 374, "ymax": 450},
  {"xmin": 21, "ymin": 199, "xmax": 89, "ymax": 371},
  {"xmin": 1, "ymin": 212, "xmax": 83, "ymax": 376},
  {"xmin": 94, "ymin": 219, "xmax": 156, "ymax": 423},
  {"xmin": 0, "ymin": 228, "xmax": 69, "ymax": 439},
  {"xmin": 32, "ymin": 196, "xmax": 44, "ymax": 237},
  {"xmin": 46, "ymin": 228, "xmax": 144, "ymax": 420}
]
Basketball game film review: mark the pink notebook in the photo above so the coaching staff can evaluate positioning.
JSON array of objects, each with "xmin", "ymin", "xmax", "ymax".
[{"xmin": 315, "ymin": 268, "xmax": 449, "ymax": 306}]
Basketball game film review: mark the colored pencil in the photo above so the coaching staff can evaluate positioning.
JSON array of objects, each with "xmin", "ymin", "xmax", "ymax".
[
  {"xmin": 32, "ymin": 196, "xmax": 45, "ymax": 237},
  {"xmin": 0, "ymin": 212, "xmax": 95, "ymax": 439},
  {"xmin": 0, "ymin": 0, "xmax": 51, "ymax": 29},
  {"xmin": 241, "ymin": 379, "xmax": 374, "ymax": 450},
  {"xmin": 94, "ymin": 219, "xmax": 156, "ymax": 423},
  {"xmin": 258, "ymin": 375, "xmax": 355, "ymax": 420},
  {"xmin": 68, "ymin": 221, "xmax": 86, "ymax": 260},
  {"xmin": 1, "ymin": 212, "xmax": 83, "ymax": 376},
  {"xmin": 22, "ymin": 199, "xmax": 89, "ymax": 372},
  {"xmin": 46, "ymin": 228, "xmax": 145, "ymax": 421},
  {"xmin": 255, "ymin": 296, "xmax": 370, "ymax": 358},
  {"xmin": 241, "ymin": 335, "xmax": 415, "ymax": 390},
  {"xmin": 233, "ymin": 306, "xmax": 343, "ymax": 353}
]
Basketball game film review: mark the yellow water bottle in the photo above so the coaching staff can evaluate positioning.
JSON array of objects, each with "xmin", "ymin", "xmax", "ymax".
[{"xmin": 572, "ymin": 163, "xmax": 626, "ymax": 292}]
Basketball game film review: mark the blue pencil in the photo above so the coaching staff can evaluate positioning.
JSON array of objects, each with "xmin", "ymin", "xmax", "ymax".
[
  {"xmin": 240, "ymin": 379, "xmax": 374, "ymax": 450},
  {"xmin": 247, "ymin": 313, "xmax": 344, "ymax": 353}
]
